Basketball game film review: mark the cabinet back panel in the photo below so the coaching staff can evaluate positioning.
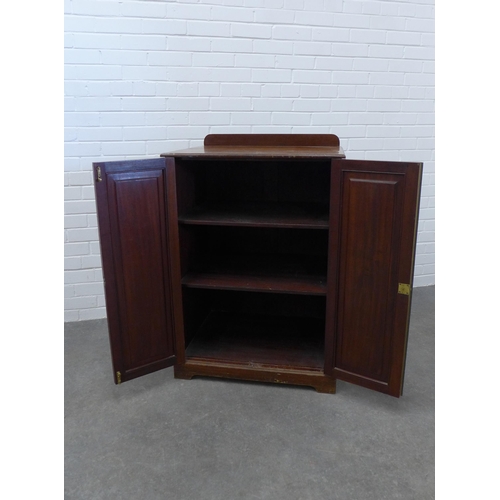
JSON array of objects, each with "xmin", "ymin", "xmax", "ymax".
[
  {"xmin": 179, "ymin": 226, "xmax": 329, "ymax": 278},
  {"xmin": 176, "ymin": 159, "xmax": 331, "ymax": 208},
  {"xmin": 201, "ymin": 226, "xmax": 328, "ymax": 256},
  {"xmin": 187, "ymin": 289, "xmax": 326, "ymax": 319}
]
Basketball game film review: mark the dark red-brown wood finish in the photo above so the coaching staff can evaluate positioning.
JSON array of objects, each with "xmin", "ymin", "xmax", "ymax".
[
  {"xmin": 324, "ymin": 159, "xmax": 422, "ymax": 397},
  {"xmin": 93, "ymin": 134, "xmax": 422, "ymax": 397},
  {"xmin": 204, "ymin": 133, "xmax": 340, "ymax": 147},
  {"xmin": 93, "ymin": 158, "xmax": 184, "ymax": 384},
  {"xmin": 162, "ymin": 133, "xmax": 345, "ymax": 159}
]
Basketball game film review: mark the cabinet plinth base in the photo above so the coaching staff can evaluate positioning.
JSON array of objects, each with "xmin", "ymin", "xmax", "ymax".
[{"xmin": 174, "ymin": 361, "xmax": 336, "ymax": 394}]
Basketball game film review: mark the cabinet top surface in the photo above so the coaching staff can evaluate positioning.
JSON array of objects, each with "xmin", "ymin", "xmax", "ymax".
[
  {"xmin": 161, "ymin": 145, "xmax": 346, "ymax": 159},
  {"xmin": 161, "ymin": 134, "xmax": 346, "ymax": 159}
]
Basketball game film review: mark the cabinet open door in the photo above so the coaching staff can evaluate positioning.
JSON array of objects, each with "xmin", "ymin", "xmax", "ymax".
[
  {"xmin": 93, "ymin": 158, "xmax": 184, "ymax": 384},
  {"xmin": 325, "ymin": 159, "xmax": 422, "ymax": 397}
]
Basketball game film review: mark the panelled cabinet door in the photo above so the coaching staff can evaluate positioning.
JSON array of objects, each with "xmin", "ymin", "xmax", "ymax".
[
  {"xmin": 325, "ymin": 159, "xmax": 422, "ymax": 397},
  {"xmin": 93, "ymin": 158, "xmax": 184, "ymax": 384}
]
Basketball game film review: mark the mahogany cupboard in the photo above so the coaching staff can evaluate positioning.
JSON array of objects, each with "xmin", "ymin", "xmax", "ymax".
[{"xmin": 93, "ymin": 134, "xmax": 422, "ymax": 397}]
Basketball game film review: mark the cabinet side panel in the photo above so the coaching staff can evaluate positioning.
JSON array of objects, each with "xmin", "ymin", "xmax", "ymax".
[
  {"xmin": 165, "ymin": 159, "xmax": 186, "ymax": 364},
  {"xmin": 106, "ymin": 169, "xmax": 175, "ymax": 376},
  {"xmin": 335, "ymin": 172, "xmax": 404, "ymax": 387}
]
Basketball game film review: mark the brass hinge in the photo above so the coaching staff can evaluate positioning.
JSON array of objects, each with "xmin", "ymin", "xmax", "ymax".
[
  {"xmin": 116, "ymin": 371, "xmax": 121, "ymax": 384},
  {"xmin": 398, "ymin": 283, "xmax": 411, "ymax": 296},
  {"xmin": 96, "ymin": 166, "xmax": 102, "ymax": 182}
]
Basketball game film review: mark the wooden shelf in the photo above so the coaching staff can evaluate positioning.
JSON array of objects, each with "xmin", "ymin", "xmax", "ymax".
[
  {"xmin": 182, "ymin": 272, "xmax": 326, "ymax": 295},
  {"xmin": 178, "ymin": 202, "xmax": 329, "ymax": 229},
  {"xmin": 185, "ymin": 311, "xmax": 325, "ymax": 371},
  {"xmin": 181, "ymin": 253, "xmax": 327, "ymax": 295}
]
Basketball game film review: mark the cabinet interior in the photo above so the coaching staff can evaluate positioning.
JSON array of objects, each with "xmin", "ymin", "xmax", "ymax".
[
  {"xmin": 182, "ymin": 289, "xmax": 326, "ymax": 371},
  {"xmin": 176, "ymin": 158, "xmax": 331, "ymax": 372},
  {"xmin": 176, "ymin": 158, "xmax": 331, "ymax": 228}
]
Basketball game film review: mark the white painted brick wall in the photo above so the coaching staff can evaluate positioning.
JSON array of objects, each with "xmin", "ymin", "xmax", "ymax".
[{"xmin": 64, "ymin": 0, "xmax": 435, "ymax": 321}]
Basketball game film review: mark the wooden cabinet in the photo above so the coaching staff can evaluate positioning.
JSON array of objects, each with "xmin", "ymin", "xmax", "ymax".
[{"xmin": 94, "ymin": 134, "xmax": 422, "ymax": 397}]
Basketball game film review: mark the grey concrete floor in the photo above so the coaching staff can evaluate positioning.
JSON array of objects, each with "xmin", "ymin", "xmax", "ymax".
[{"xmin": 65, "ymin": 286, "xmax": 434, "ymax": 500}]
